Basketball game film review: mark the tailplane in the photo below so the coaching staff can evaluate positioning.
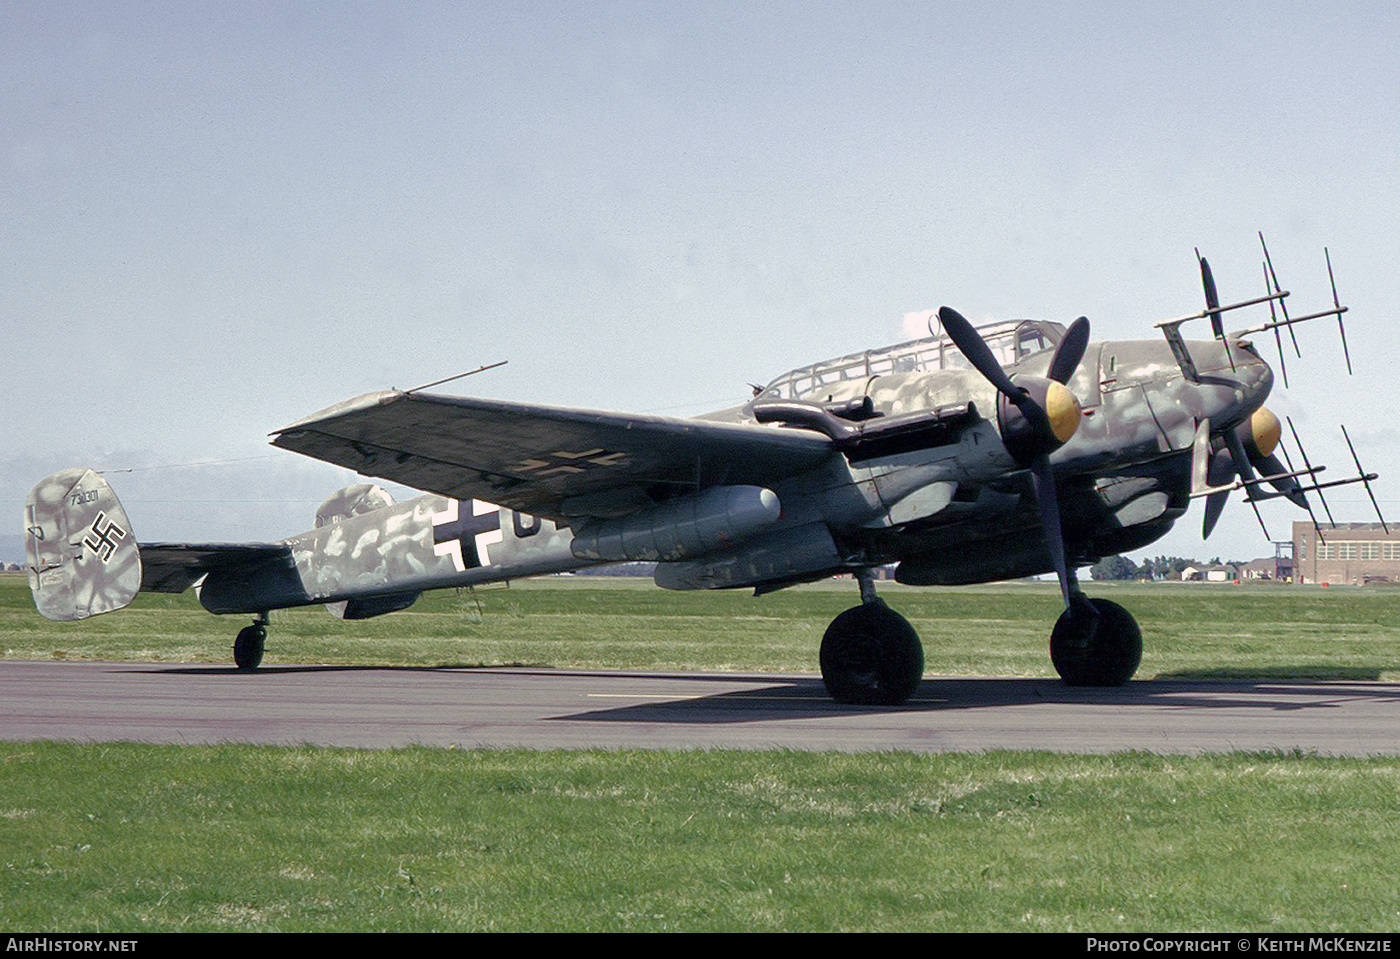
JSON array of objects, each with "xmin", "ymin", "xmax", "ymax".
[{"xmin": 24, "ymin": 468, "xmax": 142, "ymax": 621}]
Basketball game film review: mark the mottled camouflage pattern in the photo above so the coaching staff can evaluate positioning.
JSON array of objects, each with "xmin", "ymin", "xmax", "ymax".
[
  {"xmin": 316, "ymin": 484, "xmax": 395, "ymax": 528},
  {"xmin": 685, "ymin": 327, "xmax": 1272, "ymax": 587},
  {"xmin": 24, "ymin": 468, "xmax": 142, "ymax": 620},
  {"xmin": 280, "ymin": 494, "xmax": 582, "ymax": 609},
  {"xmin": 315, "ymin": 483, "xmax": 397, "ymax": 618},
  {"xmin": 24, "ymin": 320, "xmax": 1281, "ymax": 614}
]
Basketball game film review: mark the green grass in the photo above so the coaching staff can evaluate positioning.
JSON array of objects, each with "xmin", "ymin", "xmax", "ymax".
[
  {"xmin": 5, "ymin": 573, "xmax": 1400, "ymax": 681},
  {"xmin": 4, "ymin": 744, "xmax": 1399, "ymax": 932},
  {"xmin": 6, "ymin": 572, "xmax": 1400, "ymax": 931}
]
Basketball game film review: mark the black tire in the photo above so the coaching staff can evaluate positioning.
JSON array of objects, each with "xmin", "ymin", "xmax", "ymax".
[
  {"xmin": 234, "ymin": 624, "xmax": 266, "ymax": 670},
  {"xmin": 820, "ymin": 602, "xmax": 924, "ymax": 705},
  {"xmin": 1050, "ymin": 597, "xmax": 1141, "ymax": 686}
]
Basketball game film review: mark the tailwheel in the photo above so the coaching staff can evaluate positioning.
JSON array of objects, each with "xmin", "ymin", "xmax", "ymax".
[
  {"xmin": 820, "ymin": 601, "xmax": 924, "ymax": 705},
  {"xmin": 234, "ymin": 615, "xmax": 268, "ymax": 670},
  {"xmin": 1050, "ymin": 596, "xmax": 1141, "ymax": 686}
]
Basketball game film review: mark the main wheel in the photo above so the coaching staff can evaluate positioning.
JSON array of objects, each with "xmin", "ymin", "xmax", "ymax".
[
  {"xmin": 1050, "ymin": 597, "xmax": 1141, "ymax": 686},
  {"xmin": 234, "ymin": 624, "xmax": 266, "ymax": 670},
  {"xmin": 820, "ymin": 602, "xmax": 924, "ymax": 705}
]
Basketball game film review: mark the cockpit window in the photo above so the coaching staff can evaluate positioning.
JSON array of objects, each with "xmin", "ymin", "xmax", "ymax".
[
  {"xmin": 1015, "ymin": 324, "xmax": 1054, "ymax": 359},
  {"xmin": 759, "ymin": 318, "xmax": 1066, "ymax": 399}
]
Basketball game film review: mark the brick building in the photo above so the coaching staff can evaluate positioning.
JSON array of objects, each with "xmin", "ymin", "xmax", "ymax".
[{"xmin": 1293, "ymin": 522, "xmax": 1400, "ymax": 585}]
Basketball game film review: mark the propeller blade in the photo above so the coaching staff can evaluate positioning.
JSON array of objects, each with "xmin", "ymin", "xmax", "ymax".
[
  {"xmin": 940, "ymin": 306, "xmax": 1086, "ymax": 609},
  {"xmin": 1197, "ymin": 251, "xmax": 1224, "ymax": 339},
  {"xmin": 939, "ymin": 304, "xmax": 1055, "ymax": 437},
  {"xmin": 1202, "ymin": 490, "xmax": 1230, "ymax": 539},
  {"xmin": 937, "ymin": 306, "xmax": 1020, "ymax": 399},
  {"xmin": 1029, "ymin": 455, "xmax": 1073, "ymax": 610},
  {"xmin": 1047, "ymin": 316, "xmax": 1090, "ymax": 384},
  {"xmin": 940, "ymin": 305, "xmax": 1083, "ymax": 463},
  {"xmin": 1279, "ymin": 430, "xmax": 1329, "ymax": 536},
  {"xmin": 1201, "ymin": 446, "xmax": 1237, "ymax": 538},
  {"xmin": 1224, "ymin": 428, "xmax": 1258, "ymax": 485},
  {"xmin": 1252, "ymin": 451, "xmax": 1308, "ymax": 508}
]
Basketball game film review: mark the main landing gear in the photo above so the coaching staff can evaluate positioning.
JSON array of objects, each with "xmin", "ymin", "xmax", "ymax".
[
  {"xmin": 233, "ymin": 612, "xmax": 269, "ymax": 670},
  {"xmin": 820, "ymin": 569, "xmax": 1143, "ymax": 705},
  {"xmin": 820, "ymin": 570, "xmax": 924, "ymax": 706},
  {"xmin": 1049, "ymin": 593, "xmax": 1142, "ymax": 687}
]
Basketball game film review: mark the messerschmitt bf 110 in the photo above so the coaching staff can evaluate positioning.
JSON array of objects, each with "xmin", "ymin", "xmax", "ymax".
[{"xmin": 25, "ymin": 239, "xmax": 1384, "ymax": 705}]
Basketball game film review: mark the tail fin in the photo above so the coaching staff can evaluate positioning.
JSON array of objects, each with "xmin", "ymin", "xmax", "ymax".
[{"xmin": 24, "ymin": 468, "xmax": 142, "ymax": 621}]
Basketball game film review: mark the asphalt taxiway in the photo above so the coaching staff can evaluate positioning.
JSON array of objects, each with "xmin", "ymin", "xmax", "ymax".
[{"xmin": 2, "ymin": 659, "xmax": 1399, "ymax": 754}]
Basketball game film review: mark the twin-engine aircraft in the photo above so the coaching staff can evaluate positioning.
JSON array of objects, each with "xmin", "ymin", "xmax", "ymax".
[{"xmin": 25, "ymin": 242, "xmax": 1381, "ymax": 705}]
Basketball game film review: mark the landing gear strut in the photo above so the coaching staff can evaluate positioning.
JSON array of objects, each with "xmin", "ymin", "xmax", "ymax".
[
  {"xmin": 820, "ymin": 570, "xmax": 924, "ymax": 706},
  {"xmin": 234, "ymin": 612, "xmax": 268, "ymax": 670},
  {"xmin": 1049, "ymin": 588, "xmax": 1141, "ymax": 687}
]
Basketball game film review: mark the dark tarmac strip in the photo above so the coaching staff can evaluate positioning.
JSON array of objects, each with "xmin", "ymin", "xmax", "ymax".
[{"xmin": 2, "ymin": 659, "xmax": 1400, "ymax": 754}]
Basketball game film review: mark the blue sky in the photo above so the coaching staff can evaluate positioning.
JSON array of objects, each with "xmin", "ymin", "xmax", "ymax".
[{"xmin": 4, "ymin": 1, "xmax": 1398, "ymax": 565}]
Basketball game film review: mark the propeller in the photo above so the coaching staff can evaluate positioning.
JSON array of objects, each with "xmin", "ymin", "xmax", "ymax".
[
  {"xmin": 937, "ymin": 307, "xmax": 1088, "ymax": 608},
  {"xmin": 1200, "ymin": 446, "xmax": 1236, "ymax": 539},
  {"xmin": 1200, "ymin": 407, "xmax": 1308, "ymax": 538},
  {"xmin": 1196, "ymin": 250, "xmax": 1239, "ymax": 374},
  {"xmin": 1196, "ymin": 250, "xmax": 1224, "ymax": 339},
  {"xmin": 1048, "ymin": 314, "xmax": 1092, "ymax": 385}
]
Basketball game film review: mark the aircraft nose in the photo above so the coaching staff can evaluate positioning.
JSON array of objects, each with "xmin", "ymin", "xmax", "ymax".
[
  {"xmin": 1045, "ymin": 380, "xmax": 1082, "ymax": 445},
  {"xmin": 997, "ymin": 375, "xmax": 1083, "ymax": 463},
  {"xmin": 1241, "ymin": 406, "xmax": 1281, "ymax": 458}
]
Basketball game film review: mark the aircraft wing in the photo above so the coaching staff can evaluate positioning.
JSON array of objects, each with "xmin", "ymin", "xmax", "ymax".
[
  {"xmin": 270, "ymin": 391, "xmax": 837, "ymax": 520},
  {"xmin": 138, "ymin": 543, "xmax": 295, "ymax": 594}
]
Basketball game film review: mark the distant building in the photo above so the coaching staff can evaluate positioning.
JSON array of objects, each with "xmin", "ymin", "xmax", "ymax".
[
  {"xmin": 1181, "ymin": 563, "xmax": 1238, "ymax": 583},
  {"xmin": 1294, "ymin": 522, "xmax": 1400, "ymax": 585},
  {"xmin": 1241, "ymin": 556, "xmax": 1292, "ymax": 582}
]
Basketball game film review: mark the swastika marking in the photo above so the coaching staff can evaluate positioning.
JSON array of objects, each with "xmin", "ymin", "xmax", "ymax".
[{"xmin": 83, "ymin": 511, "xmax": 127, "ymax": 563}]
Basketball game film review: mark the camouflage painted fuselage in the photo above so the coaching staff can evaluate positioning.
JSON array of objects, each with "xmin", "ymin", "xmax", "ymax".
[
  {"xmin": 195, "ymin": 493, "xmax": 584, "ymax": 615},
  {"xmin": 190, "ymin": 326, "xmax": 1271, "ymax": 614}
]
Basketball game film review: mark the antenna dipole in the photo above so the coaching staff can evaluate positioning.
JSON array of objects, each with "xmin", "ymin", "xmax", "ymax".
[{"xmin": 405, "ymin": 360, "xmax": 509, "ymax": 395}]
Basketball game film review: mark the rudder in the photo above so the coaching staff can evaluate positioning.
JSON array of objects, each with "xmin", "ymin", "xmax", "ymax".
[{"xmin": 24, "ymin": 468, "xmax": 142, "ymax": 621}]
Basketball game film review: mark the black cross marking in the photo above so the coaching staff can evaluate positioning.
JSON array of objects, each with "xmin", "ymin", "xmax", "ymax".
[
  {"xmin": 432, "ymin": 500, "xmax": 502, "ymax": 570},
  {"xmin": 83, "ymin": 511, "xmax": 127, "ymax": 563},
  {"xmin": 512, "ymin": 448, "xmax": 628, "ymax": 477}
]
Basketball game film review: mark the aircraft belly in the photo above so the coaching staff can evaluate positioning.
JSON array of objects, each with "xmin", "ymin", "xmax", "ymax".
[{"xmin": 884, "ymin": 455, "xmax": 1189, "ymax": 585}]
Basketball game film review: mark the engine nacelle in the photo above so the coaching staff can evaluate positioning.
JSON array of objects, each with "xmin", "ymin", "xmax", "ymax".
[
  {"xmin": 653, "ymin": 521, "xmax": 843, "ymax": 591},
  {"xmin": 569, "ymin": 485, "xmax": 781, "ymax": 562}
]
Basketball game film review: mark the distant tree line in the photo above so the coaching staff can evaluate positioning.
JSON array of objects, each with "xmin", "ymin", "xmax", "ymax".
[{"xmin": 1088, "ymin": 554, "xmax": 1247, "ymax": 581}]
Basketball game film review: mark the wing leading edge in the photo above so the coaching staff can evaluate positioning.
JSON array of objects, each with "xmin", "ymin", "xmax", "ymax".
[{"xmin": 270, "ymin": 391, "xmax": 836, "ymax": 521}]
